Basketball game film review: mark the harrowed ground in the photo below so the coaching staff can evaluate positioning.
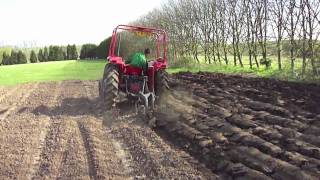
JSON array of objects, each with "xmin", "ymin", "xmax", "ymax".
[{"xmin": 0, "ymin": 72, "xmax": 319, "ymax": 179}]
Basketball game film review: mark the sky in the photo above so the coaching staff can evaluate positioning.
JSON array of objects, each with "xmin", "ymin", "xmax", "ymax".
[{"xmin": 0, "ymin": 0, "xmax": 164, "ymax": 47}]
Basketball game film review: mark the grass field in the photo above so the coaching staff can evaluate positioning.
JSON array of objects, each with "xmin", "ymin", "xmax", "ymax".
[
  {"xmin": 0, "ymin": 60, "xmax": 107, "ymax": 86},
  {"xmin": 0, "ymin": 58, "xmax": 318, "ymax": 86}
]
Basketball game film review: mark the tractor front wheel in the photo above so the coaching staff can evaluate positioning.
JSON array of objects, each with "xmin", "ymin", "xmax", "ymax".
[{"xmin": 101, "ymin": 64, "xmax": 119, "ymax": 110}]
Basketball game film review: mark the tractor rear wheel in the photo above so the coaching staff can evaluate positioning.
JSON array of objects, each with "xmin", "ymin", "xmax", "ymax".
[
  {"xmin": 155, "ymin": 70, "xmax": 170, "ymax": 100},
  {"xmin": 101, "ymin": 64, "xmax": 119, "ymax": 110}
]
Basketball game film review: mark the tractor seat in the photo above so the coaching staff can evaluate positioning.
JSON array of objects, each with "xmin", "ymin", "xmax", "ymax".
[{"xmin": 124, "ymin": 64, "xmax": 144, "ymax": 76}]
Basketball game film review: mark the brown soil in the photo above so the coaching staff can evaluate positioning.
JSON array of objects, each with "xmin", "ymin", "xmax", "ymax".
[{"xmin": 0, "ymin": 72, "xmax": 319, "ymax": 179}]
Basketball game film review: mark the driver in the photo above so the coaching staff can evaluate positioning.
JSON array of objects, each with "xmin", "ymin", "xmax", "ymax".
[{"xmin": 126, "ymin": 48, "xmax": 150, "ymax": 70}]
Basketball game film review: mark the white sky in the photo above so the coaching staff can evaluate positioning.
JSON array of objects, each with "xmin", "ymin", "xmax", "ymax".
[{"xmin": 0, "ymin": 0, "xmax": 164, "ymax": 47}]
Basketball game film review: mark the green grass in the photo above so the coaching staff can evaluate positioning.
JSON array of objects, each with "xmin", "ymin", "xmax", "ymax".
[{"xmin": 0, "ymin": 60, "xmax": 107, "ymax": 86}]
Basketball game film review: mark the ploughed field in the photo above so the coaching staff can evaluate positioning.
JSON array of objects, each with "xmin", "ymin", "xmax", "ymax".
[{"xmin": 0, "ymin": 72, "xmax": 319, "ymax": 179}]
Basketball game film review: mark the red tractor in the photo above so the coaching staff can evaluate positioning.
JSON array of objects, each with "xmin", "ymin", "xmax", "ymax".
[{"xmin": 99, "ymin": 25, "xmax": 169, "ymax": 117}]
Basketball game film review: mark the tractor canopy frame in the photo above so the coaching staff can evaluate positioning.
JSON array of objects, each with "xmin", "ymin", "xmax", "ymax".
[{"xmin": 108, "ymin": 24, "xmax": 168, "ymax": 64}]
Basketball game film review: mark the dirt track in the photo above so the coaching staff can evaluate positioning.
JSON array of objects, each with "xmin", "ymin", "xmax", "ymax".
[{"xmin": 0, "ymin": 72, "xmax": 319, "ymax": 179}]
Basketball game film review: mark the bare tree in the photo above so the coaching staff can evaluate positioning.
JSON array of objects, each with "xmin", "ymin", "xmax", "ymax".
[
  {"xmin": 300, "ymin": 0, "xmax": 308, "ymax": 75},
  {"xmin": 218, "ymin": 0, "xmax": 230, "ymax": 65},
  {"xmin": 254, "ymin": 0, "xmax": 268, "ymax": 68},
  {"xmin": 270, "ymin": 0, "xmax": 287, "ymax": 70},
  {"xmin": 227, "ymin": 0, "xmax": 245, "ymax": 67},
  {"xmin": 305, "ymin": 0, "xmax": 320, "ymax": 75},
  {"xmin": 287, "ymin": 0, "xmax": 300, "ymax": 74}
]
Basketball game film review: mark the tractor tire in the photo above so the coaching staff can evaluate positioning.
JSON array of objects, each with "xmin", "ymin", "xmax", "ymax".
[
  {"xmin": 98, "ymin": 80, "xmax": 103, "ymax": 98},
  {"xmin": 155, "ymin": 70, "xmax": 170, "ymax": 100},
  {"xmin": 102, "ymin": 64, "xmax": 119, "ymax": 110}
]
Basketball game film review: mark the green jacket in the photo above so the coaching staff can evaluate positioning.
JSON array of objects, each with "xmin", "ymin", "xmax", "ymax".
[{"xmin": 126, "ymin": 53, "xmax": 147, "ymax": 69}]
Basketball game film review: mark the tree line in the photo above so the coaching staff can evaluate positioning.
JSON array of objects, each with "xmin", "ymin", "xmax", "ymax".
[
  {"xmin": 79, "ymin": 37, "xmax": 111, "ymax": 59},
  {"xmin": 2, "ymin": 50, "xmax": 27, "ymax": 65},
  {"xmin": 38, "ymin": 44, "xmax": 78, "ymax": 62},
  {"xmin": 0, "ymin": 44, "xmax": 78, "ymax": 65},
  {"xmin": 133, "ymin": 0, "xmax": 320, "ymax": 77},
  {"xmin": 1, "ymin": 38, "xmax": 114, "ymax": 65}
]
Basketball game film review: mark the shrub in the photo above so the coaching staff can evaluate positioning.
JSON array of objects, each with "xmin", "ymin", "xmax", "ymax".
[{"xmin": 260, "ymin": 58, "xmax": 272, "ymax": 68}]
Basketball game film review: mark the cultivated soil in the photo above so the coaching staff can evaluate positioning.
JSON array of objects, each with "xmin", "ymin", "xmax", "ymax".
[{"xmin": 0, "ymin": 72, "xmax": 319, "ymax": 179}]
